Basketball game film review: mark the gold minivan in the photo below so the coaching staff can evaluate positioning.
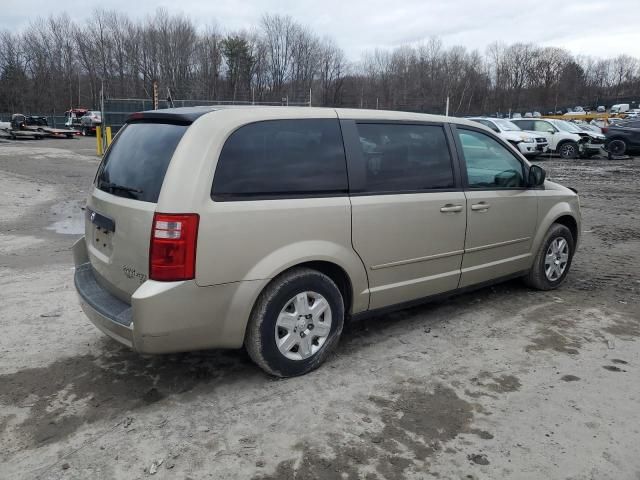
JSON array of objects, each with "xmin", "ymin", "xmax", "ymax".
[{"xmin": 73, "ymin": 107, "xmax": 581, "ymax": 377}]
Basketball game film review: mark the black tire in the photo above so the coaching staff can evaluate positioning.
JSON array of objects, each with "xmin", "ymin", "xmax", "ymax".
[
  {"xmin": 558, "ymin": 141, "xmax": 579, "ymax": 159},
  {"xmin": 245, "ymin": 267, "xmax": 344, "ymax": 377},
  {"xmin": 524, "ymin": 223, "xmax": 575, "ymax": 290},
  {"xmin": 607, "ymin": 139, "xmax": 627, "ymax": 157}
]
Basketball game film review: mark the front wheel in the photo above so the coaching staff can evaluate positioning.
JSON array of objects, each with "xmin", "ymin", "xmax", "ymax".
[
  {"xmin": 524, "ymin": 223, "xmax": 574, "ymax": 290},
  {"xmin": 558, "ymin": 141, "xmax": 579, "ymax": 159},
  {"xmin": 245, "ymin": 268, "xmax": 344, "ymax": 377}
]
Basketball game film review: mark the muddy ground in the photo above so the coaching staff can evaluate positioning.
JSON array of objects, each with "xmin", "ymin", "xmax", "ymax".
[{"xmin": 0, "ymin": 137, "xmax": 638, "ymax": 480}]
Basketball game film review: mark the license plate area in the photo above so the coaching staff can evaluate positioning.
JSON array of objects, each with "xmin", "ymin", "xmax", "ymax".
[
  {"xmin": 91, "ymin": 224, "xmax": 113, "ymax": 256},
  {"xmin": 87, "ymin": 208, "xmax": 115, "ymax": 256}
]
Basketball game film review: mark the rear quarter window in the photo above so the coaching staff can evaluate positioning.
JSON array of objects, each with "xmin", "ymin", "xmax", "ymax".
[
  {"xmin": 212, "ymin": 119, "xmax": 347, "ymax": 200},
  {"xmin": 95, "ymin": 122, "xmax": 187, "ymax": 203}
]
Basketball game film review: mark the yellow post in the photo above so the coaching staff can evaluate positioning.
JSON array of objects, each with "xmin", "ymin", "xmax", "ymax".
[
  {"xmin": 105, "ymin": 126, "xmax": 112, "ymax": 147},
  {"xmin": 96, "ymin": 126, "xmax": 103, "ymax": 156}
]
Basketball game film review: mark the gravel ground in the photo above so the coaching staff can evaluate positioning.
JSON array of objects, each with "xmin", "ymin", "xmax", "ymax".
[{"xmin": 0, "ymin": 137, "xmax": 638, "ymax": 480}]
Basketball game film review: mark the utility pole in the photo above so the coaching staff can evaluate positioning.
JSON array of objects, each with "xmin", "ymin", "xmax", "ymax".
[
  {"xmin": 152, "ymin": 80, "xmax": 159, "ymax": 110},
  {"xmin": 445, "ymin": 96, "xmax": 450, "ymax": 116},
  {"xmin": 100, "ymin": 79, "xmax": 106, "ymax": 153},
  {"xmin": 309, "ymin": 88, "xmax": 312, "ymax": 107}
]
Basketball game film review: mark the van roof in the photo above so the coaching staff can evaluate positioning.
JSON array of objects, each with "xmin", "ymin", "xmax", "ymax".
[{"xmin": 128, "ymin": 105, "xmax": 478, "ymax": 127}]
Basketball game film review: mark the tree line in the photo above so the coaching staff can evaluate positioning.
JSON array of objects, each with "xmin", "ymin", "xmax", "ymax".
[{"xmin": 1, "ymin": 8, "xmax": 639, "ymax": 116}]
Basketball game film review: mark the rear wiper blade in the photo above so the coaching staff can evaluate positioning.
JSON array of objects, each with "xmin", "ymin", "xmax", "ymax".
[{"xmin": 98, "ymin": 181, "xmax": 143, "ymax": 195}]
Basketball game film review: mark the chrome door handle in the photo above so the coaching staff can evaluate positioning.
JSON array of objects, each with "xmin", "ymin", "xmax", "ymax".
[
  {"xmin": 471, "ymin": 202, "xmax": 491, "ymax": 211},
  {"xmin": 440, "ymin": 204, "xmax": 463, "ymax": 213}
]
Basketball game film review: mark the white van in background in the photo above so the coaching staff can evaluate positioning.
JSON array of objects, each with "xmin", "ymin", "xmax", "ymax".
[{"xmin": 610, "ymin": 104, "xmax": 630, "ymax": 114}]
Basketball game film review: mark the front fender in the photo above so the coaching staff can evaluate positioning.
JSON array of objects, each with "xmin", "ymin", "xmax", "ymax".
[{"xmin": 531, "ymin": 200, "xmax": 581, "ymax": 256}]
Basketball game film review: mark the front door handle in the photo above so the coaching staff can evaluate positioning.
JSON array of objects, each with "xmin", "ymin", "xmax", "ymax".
[
  {"xmin": 440, "ymin": 204, "xmax": 463, "ymax": 213},
  {"xmin": 471, "ymin": 202, "xmax": 491, "ymax": 211}
]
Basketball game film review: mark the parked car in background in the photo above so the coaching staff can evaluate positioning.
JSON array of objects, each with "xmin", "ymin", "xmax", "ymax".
[
  {"xmin": 625, "ymin": 109, "xmax": 640, "ymax": 118},
  {"xmin": 65, "ymin": 108, "xmax": 89, "ymax": 128},
  {"xmin": 604, "ymin": 119, "xmax": 640, "ymax": 155},
  {"xmin": 73, "ymin": 106, "xmax": 580, "ymax": 377},
  {"xmin": 556, "ymin": 119, "xmax": 605, "ymax": 157},
  {"xmin": 596, "ymin": 106, "xmax": 606, "ymax": 113},
  {"xmin": 578, "ymin": 123, "xmax": 603, "ymax": 134},
  {"xmin": 512, "ymin": 118, "xmax": 595, "ymax": 159},
  {"xmin": 468, "ymin": 117, "xmax": 549, "ymax": 158},
  {"xmin": 80, "ymin": 110, "xmax": 102, "ymax": 135}
]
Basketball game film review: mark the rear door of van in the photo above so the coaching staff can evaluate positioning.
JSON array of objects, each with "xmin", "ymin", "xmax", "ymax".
[{"xmin": 86, "ymin": 121, "xmax": 188, "ymax": 301}]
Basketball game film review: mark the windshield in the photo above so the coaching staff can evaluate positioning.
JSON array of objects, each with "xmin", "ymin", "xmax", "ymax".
[
  {"xmin": 494, "ymin": 119, "xmax": 521, "ymax": 131},
  {"xmin": 95, "ymin": 122, "xmax": 188, "ymax": 202},
  {"xmin": 555, "ymin": 120, "xmax": 582, "ymax": 133}
]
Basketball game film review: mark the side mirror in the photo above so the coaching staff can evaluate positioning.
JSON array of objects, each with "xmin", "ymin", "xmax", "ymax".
[
  {"xmin": 528, "ymin": 165, "xmax": 546, "ymax": 187},
  {"xmin": 547, "ymin": 129, "xmax": 555, "ymax": 134}
]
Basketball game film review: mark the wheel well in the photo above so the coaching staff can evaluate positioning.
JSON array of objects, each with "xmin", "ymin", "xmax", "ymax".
[
  {"xmin": 554, "ymin": 215, "xmax": 578, "ymax": 243},
  {"xmin": 557, "ymin": 139, "xmax": 575, "ymax": 148},
  {"xmin": 295, "ymin": 261, "xmax": 353, "ymax": 315}
]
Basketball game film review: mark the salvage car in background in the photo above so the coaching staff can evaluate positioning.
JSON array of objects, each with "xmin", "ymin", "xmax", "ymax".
[
  {"xmin": 604, "ymin": 119, "xmax": 640, "ymax": 155},
  {"xmin": 559, "ymin": 120, "xmax": 606, "ymax": 157},
  {"xmin": 468, "ymin": 117, "xmax": 548, "ymax": 158},
  {"xmin": 512, "ymin": 118, "xmax": 599, "ymax": 159},
  {"xmin": 80, "ymin": 110, "xmax": 102, "ymax": 136}
]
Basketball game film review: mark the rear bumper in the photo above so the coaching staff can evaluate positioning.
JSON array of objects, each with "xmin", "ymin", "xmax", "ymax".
[
  {"xmin": 72, "ymin": 237, "xmax": 267, "ymax": 354},
  {"xmin": 75, "ymin": 262, "xmax": 135, "ymax": 347}
]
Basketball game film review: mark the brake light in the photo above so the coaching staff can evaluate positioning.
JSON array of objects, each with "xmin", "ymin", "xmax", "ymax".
[
  {"xmin": 601, "ymin": 127, "xmax": 608, "ymax": 134},
  {"xmin": 149, "ymin": 213, "xmax": 199, "ymax": 281}
]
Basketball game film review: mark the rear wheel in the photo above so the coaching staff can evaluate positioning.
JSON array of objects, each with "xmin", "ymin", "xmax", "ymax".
[
  {"xmin": 245, "ymin": 268, "xmax": 344, "ymax": 377},
  {"xmin": 558, "ymin": 141, "xmax": 579, "ymax": 159},
  {"xmin": 524, "ymin": 223, "xmax": 574, "ymax": 290},
  {"xmin": 607, "ymin": 139, "xmax": 627, "ymax": 157}
]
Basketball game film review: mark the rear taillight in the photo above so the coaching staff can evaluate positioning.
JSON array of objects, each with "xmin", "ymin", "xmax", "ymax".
[
  {"xmin": 601, "ymin": 127, "xmax": 608, "ymax": 134},
  {"xmin": 149, "ymin": 213, "xmax": 199, "ymax": 281}
]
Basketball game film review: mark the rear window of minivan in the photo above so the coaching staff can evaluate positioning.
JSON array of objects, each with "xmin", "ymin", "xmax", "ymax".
[{"xmin": 95, "ymin": 122, "xmax": 187, "ymax": 203}]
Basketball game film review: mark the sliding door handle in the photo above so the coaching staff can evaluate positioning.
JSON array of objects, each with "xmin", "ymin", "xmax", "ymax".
[
  {"xmin": 440, "ymin": 204, "xmax": 463, "ymax": 213},
  {"xmin": 471, "ymin": 202, "xmax": 491, "ymax": 211}
]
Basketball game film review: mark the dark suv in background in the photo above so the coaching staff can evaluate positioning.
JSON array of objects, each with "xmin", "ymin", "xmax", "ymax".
[{"xmin": 604, "ymin": 120, "xmax": 640, "ymax": 155}]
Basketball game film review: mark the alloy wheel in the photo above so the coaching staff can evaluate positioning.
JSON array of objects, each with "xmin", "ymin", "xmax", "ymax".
[{"xmin": 544, "ymin": 237, "xmax": 569, "ymax": 281}]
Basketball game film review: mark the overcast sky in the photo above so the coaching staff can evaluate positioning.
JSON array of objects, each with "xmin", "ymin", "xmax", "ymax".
[{"xmin": 2, "ymin": 0, "xmax": 639, "ymax": 59}]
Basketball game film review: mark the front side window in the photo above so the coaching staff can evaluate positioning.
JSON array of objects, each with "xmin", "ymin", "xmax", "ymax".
[
  {"xmin": 534, "ymin": 120, "xmax": 554, "ymax": 133},
  {"xmin": 354, "ymin": 123, "xmax": 454, "ymax": 193},
  {"xmin": 458, "ymin": 129, "xmax": 525, "ymax": 189},
  {"xmin": 212, "ymin": 119, "xmax": 347, "ymax": 200}
]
